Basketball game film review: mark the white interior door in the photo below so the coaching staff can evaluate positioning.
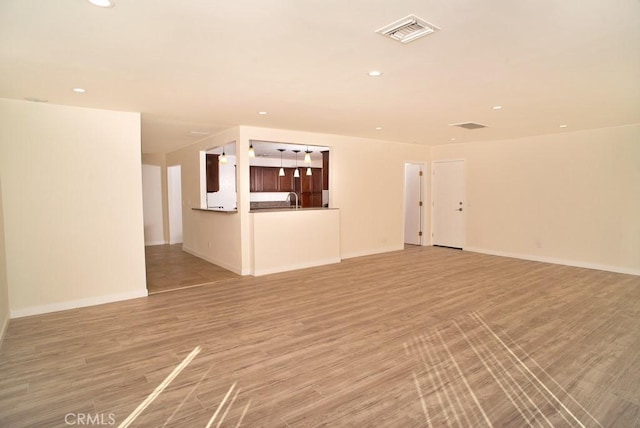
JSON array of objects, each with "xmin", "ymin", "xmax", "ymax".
[
  {"xmin": 432, "ymin": 160, "xmax": 465, "ymax": 249},
  {"xmin": 168, "ymin": 165, "xmax": 183, "ymax": 245},
  {"xmin": 404, "ymin": 163, "xmax": 423, "ymax": 245}
]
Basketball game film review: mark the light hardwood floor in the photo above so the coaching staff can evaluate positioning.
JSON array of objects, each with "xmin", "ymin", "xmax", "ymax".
[
  {"xmin": 1, "ymin": 246, "xmax": 639, "ymax": 427},
  {"xmin": 145, "ymin": 244, "xmax": 239, "ymax": 294}
]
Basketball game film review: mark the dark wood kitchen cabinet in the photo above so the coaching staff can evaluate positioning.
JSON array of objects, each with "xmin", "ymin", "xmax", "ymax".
[
  {"xmin": 250, "ymin": 166, "xmax": 262, "ymax": 192},
  {"xmin": 322, "ymin": 150, "xmax": 329, "ymax": 190},
  {"xmin": 206, "ymin": 154, "xmax": 220, "ymax": 193},
  {"xmin": 250, "ymin": 166, "xmax": 323, "ymax": 205},
  {"xmin": 261, "ymin": 167, "xmax": 280, "ymax": 192},
  {"xmin": 250, "ymin": 166, "xmax": 295, "ymax": 192},
  {"xmin": 278, "ymin": 168, "xmax": 295, "ymax": 192},
  {"xmin": 313, "ymin": 167, "xmax": 323, "ymax": 192},
  {"xmin": 296, "ymin": 167, "xmax": 323, "ymax": 208}
]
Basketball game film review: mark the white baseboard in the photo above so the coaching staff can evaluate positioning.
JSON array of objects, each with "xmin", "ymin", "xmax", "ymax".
[
  {"xmin": 341, "ymin": 245, "xmax": 404, "ymax": 260},
  {"xmin": 182, "ymin": 246, "xmax": 243, "ymax": 275},
  {"xmin": 465, "ymin": 247, "xmax": 640, "ymax": 276},
  {"xmin": 10, "ymin": 289, "xmax": 149, "ymax": 319},
  {"xmin": 253, "ymin": 257, "xmax": 342, "ymax": 276},
  {"xmin": 0, "ymin": 312, "xmax": 9, "ymax": 349},
  {"xmin": 145, "ymin": 240, "xmax": 168, "ymax": 246}
]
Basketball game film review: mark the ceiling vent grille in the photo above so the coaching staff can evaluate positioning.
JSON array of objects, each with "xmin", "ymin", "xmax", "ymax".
[
  {"xmin": 376, "ymin": 15, "xmax": 440, "ymax": 44},
  {"xmin": 449, "ymin": 122, "xmax": 488, "ymax": 130}
]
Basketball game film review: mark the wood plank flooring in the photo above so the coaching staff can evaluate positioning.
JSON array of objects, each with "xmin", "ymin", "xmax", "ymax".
[
  {"xmin": 1, "ymin": 246, "xmax": 639, "ymax": 427},
  {"xmin": 145, "ymin": 244, "xmax": 239, "ymax": 294}
]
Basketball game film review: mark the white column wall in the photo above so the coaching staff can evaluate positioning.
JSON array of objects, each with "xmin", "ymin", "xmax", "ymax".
[{"xmin": 0, "ymin": 99, "xmax": 148, "ymax": 317}]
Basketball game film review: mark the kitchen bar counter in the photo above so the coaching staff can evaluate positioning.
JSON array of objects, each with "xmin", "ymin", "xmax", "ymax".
[
  {"xmin": 192, "ymin": 208, "xmax": 238, "ymax": 213},
  {"xmin": 250, "ymin": 208, "xmax": 340, "ymax": 275},
  {"xmin": 193, "ymin": 207, "xmax": 334, "ymax": 213},
  {"xmin": 249, "ymin": 207, "xmax": 336, "ymax": 213}
]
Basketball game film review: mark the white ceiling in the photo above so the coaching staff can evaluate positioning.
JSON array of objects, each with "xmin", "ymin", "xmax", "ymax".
[{"xmin": 1, "ymin": 0, "xmax": 639, "ymax": 154}]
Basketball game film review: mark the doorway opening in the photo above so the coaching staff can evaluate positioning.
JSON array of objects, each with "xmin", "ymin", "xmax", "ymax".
[{"xmin": 144, "ymin": 163, "xmax": 239, "ymax": 294}]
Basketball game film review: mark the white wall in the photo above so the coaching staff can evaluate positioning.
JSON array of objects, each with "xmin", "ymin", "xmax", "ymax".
[
  {"xmin": 166, "ymin": 128, "xmax": 244, "ymax": 274},
  {"xmin": 239, "ymin": 126, "xmax": 431, "ymax": 261},
  {"xmin": 167, "ymin": 125, "xmax": 429, "ymax": 276},
  {"xmin": 0, "ymin": 174, "xmax": 9, "ymax": 345},
  {"xmin": 142, "ymin": 164, "xmax": 165, "ymax": 245},
  {"xmin": 431, "ymin": 124, "xmax": 640, "ymax": 274},
  {"xmin": 0, "ymin": 99, "xmax": 148, "ymax": 317},
  {"xmin": 165, "ymin": 122, "xmax": 640, "ymax": 277}
]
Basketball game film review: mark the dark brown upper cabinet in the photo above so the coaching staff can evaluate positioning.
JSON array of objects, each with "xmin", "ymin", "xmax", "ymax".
[
  {"xmin": 250, "ymin": 166, "xmax": 296, "ymax": 192},
  {"xmin": 322, "ymin": 150, "xmax": 329, "ymax": 190},
  {"xmin": 206, "ymin": 154, "xmax": 220, "ymax": 193},
  {"xmin": 278, "ymin": 168, "xmax": 295, "ymax": 192},
  {"xmin": 261, "ymin": 167, "xmax": 280, "ymax": 192},
  {"xmin": 250, "ymin": 165, "xmax": 261, "ymax": 192},
  {"xmin": 250, "ymin": 166, "xmax": 322, "ymax": 205}
]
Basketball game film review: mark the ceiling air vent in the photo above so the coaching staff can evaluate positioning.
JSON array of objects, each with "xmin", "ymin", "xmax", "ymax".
[
  {"xmin": 376, "ymin": 15, "xmax": 440, "ymax": 44},
  {"xmin": 449, "ymin": 122, "xmax": 488, "ymax": 130}
]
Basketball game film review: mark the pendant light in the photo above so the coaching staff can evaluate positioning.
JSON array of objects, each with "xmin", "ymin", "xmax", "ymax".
[
  {"xmin": 219, "ymin": 147, "xmax": 228, "ymax": 164},
  {"xmin": 277, "ymin": 148, "xmax": 285, "ymax": 176},
  {"xmin": 304, "ymin": 146, "xmax": 312, "ymax": 163},
  {"xmin": 248, "ymin": 143, "xmax": 255, "ymax": 158},
  {"xmin": 306, "ymin": 167, "xmax": 312, "ymax": 176},
  {"xmin": 293, "ymin": 150, "xmax": 300, "ymax": 178}
]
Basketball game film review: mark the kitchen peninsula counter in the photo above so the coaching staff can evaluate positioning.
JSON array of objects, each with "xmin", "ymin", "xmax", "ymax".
[
  {"xmin": 250, "ymin": 208, "xmax": 340, "ymax": 275},
  {"xmin": 192, "ymin": 208, "xmax": 238, "ymax": 213},
  {"xmin": 250, "ymin": 207, "xmax": 336, "ymax": 213}
]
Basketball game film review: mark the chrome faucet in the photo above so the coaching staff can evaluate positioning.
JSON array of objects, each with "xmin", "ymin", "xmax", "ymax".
[{"xmin": 287, "ymin": 192, "xmax": 299, "ymax": 209}]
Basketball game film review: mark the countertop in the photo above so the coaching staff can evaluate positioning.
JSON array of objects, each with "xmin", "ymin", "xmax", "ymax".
[
  {"xmin": 193, "ymin": 207, "xmax": 336, "ymax": 213},
  {"xmin": 192, "ymin": 208, "xmax": 237, "ymax": 213},
  {"xmin": 249, "ymin": 207, "xmax": 336, "ymax": 213}
]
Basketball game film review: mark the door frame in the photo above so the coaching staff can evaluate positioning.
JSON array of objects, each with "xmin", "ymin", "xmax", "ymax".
[
  {"xmin": 403, "ymin": 162, "xmax": 425, "ymax": 246},
  {"xmin": 167, "ymin": 164, "xmax": 183, "ymax": 245},
  {"xmin": 430, "ymin": 159, "xmax": 466, "ymax": 249}
]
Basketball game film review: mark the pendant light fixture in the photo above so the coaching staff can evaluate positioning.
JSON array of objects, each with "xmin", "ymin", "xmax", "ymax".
[
  {"xmin": 306, "ymin": 167, "xmax": 312, "ymax": 176},
  {"xmin": 277, "ymin": 148, "xmax": 285, "ymax": 176},
  {"xmin": 293, "ymin": 150, "xmax": 300, "ymax": 178},
  {"xmin": 248, "ymin": 143, "xmax": 255, "ymax": 158},
  {"xmin": 219, "ymin": 147, "xmax": 228, "ymax": 164},
  {"xmin": 304, "ymin": 146, "xmax": 312, "ymax": 163}
]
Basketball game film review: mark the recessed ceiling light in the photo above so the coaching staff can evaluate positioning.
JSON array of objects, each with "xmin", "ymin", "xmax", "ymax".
[
  {"xmin": 368, "ymin": 71, "xmax": 382, "ymax": 77},
  {"xmin": 88, "ymin": 0, "xmax": 115, "ymax": 8},
  {"xmin": 450, "ymin": 138, "xmax": 456, "ymax": 141},
  {"xmin": 73, "ymin": 88, "xmax": 86, "ymax": 93},
  {"xmin": 375, "ymin": 127, "xmax": 383, "ymax": 130},
  {"xmin": 559, "ymin": 124, "xmax": 568, "ymax": 128},
  {"xmin": 258, "ymin": 111, "xmax": 268, "ymax": 115},
  {"xmin": 492, "ymin": 105, "xmax": 503, "ymax": 110}
]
